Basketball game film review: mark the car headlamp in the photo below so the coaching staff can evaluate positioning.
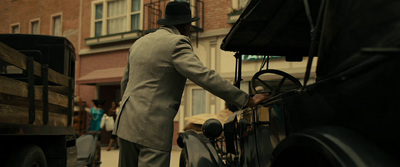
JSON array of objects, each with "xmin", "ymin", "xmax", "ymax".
[{"xmin": 202, "ymin": 118, "xmax": 223, "ymax": 139}]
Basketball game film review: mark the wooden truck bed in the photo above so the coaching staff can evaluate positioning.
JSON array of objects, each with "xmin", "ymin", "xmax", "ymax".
[{"xmin": 0, "ymin": 42, "xmax": 73, "ymax": 132}]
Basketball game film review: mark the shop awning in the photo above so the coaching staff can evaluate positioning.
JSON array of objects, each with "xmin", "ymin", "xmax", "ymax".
[{"xmin": 77, "ymin": 67, "xmax": 126, "ymax": 85}]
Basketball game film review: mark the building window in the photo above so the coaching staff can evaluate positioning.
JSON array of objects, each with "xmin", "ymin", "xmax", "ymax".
[
  {"xmin": 30, "ymin": 20, "xmax": 40, "ymax": 34},
  {"xmin": 11, "ymin": 24, "xmax": 19, "ymax": 33},
  {"xmin": 107, "ymin": 0, "xmax": 126, "ymax": 34},
  {"xmin": 238, "ymin": 0, "xmax": 249, "ymax": 8},
  {"xmin": 52, "ymin": 15, "xmax": 62, "ymax": 36},
  {"xmin": 131, "ymin": 0, "xmax": 141, "ymax": 30},
  {"xmin": 95, "ymin": 3, "xmax": 103, "ymax": 37},
  {"xmin": 231, "ymin": 0, "xmax": 249, "ymax": 13},
  {"xmin": 92, "ymin": 0, "xmax": 142, "ymax": 37},
  {"xmin": 192, "ymin": 89, "xmax": 206, "ymax": 116}
]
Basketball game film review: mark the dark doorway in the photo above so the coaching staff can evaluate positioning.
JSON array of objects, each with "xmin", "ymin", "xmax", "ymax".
[{"xmin": 99, "ymin": 84, "xmax": 121, "ymax": 145}]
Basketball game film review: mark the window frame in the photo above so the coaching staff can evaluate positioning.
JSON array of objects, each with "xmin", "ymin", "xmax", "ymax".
[
  {"xmin": 186, "ymin": 85, "xmax": 209, "ymax": 117},
  {"xmin": 51, "ymin": 13, "xmax": 63, "ymax": 36},
  {"xmin": 191, "ymin": 88, "xmax": 207, "ymax": 116},
  {"xmin": 10, "ymin": 23, "xmax": 20, "ymax": 34},
  {"xmin": 130, "ymin": 0, "xmax": 141, "ymax": 31},
  {"xmin": 91, "ymin": 0, "xmax": 143, "ymax": 37},
  {"xmin": 29, "ymin": 18, "xmax": 40, "ymax": 34},
  {"xmin": 231, "ymin": 0, "xmax": 249, "ymax": 11}
]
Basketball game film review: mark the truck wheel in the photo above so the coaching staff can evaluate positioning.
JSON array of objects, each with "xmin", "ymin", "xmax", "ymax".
[
  {"xmin": 179, "ymin": 147, "xmax": 189, "ymax": 167},
  {"xmin": 7, "ymin": 145, "xmax": 47, "ymax": 167}
]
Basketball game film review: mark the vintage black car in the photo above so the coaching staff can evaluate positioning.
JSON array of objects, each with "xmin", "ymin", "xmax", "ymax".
[{"xmin": 178, "ymin": 0, "xmax": 400, "ymax": 166}]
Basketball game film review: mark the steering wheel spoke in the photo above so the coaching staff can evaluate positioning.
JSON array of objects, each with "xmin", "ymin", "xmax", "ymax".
[
  {"xmin": 251, "ymin": 69, "xmax": 302, "ymax": 95},
  {"xmin": 256, "ymin": 77, "xmax": 274, "ymax": 91}
]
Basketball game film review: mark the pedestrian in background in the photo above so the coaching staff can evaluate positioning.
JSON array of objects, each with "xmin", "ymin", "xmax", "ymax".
[
  {"xmin": 107, "ymin": 101, "xmax": 119, "ymax": 151},
  {"xmin": 88, "ymin": 99, "xmax": 105, "ymax": 131},
  {"xmin": 113, "ymin": 2, "xmax": 269, "ymax": 167}
]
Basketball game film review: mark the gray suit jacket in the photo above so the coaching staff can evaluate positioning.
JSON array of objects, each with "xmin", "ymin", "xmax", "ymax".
[{"xmin": 114, "ymin": 26, "xmax": 249, "ymax": 151}]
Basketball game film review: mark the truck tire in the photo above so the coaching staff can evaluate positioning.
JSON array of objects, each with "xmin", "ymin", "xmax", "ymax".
[{"xmin": 6, "ymin": 145, "xmax": 47, "ymax": 167}]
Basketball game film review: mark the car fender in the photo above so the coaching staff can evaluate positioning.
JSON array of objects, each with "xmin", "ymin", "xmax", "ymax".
[
  {"xmin": 269, "ymin": 126, "xmax": 399, "ymax": 167},
  {"xmin": 177, "ymin": 130, "xmax": 224, "ymax": 167}
]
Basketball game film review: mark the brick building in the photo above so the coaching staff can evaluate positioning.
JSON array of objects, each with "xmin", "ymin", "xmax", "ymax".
[
  {"xmin": 0, "ymin": 0, "xmax": 80, "ymax": 56},
  {"xmin": 0, "ymin": 0, "xmax": 316, "ymax": 146}
]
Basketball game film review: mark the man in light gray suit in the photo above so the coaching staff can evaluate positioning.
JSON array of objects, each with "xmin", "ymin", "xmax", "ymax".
[{"xmin": 114, "ymin": 2, "xmax": 269, "ymax": 167}]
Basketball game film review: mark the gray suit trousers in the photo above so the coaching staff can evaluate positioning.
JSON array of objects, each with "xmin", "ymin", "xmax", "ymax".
[{"xmin": 119, "ymin": 138, "xmax": 171, "ymax": 167}]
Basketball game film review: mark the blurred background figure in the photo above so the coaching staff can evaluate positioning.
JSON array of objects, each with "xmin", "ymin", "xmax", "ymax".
[
  {"xmin": 88, "ymin": 99, "xmax": 106, "ymax": 131},
  {"xmin": 107, "ymin": 101, "xmax": 120, "ymax": 151}
]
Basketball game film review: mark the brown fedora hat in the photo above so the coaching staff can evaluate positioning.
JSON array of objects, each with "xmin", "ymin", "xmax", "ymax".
[{"xmin": 157, "ymin": 2, "xmax": 200, "ymax": 26}]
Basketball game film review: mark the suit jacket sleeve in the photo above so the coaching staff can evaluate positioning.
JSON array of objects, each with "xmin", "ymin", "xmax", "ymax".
[
  {"xmin": 121, "ymin": 52, "xmax": 130, "ymax": 97},
  {"xmin": 171, "ymin": 37, "xmax": 249, "ymax": 109}
]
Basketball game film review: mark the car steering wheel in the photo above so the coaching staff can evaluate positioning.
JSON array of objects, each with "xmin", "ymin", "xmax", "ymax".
[{"xmin": 251, "ymin": 69, "xmax": 302, "ymax": 96}]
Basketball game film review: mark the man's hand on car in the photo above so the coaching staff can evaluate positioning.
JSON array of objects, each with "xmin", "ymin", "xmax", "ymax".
[{"xmin": 246, "ymin": 93, "xmax": 270, "ymax": 108}]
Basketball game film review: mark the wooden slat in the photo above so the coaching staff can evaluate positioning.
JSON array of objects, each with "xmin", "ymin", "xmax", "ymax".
[
  {"xmin": 0, "ymin": 93, "xmax": 68, "ymax": 115},
  {"xmin": 0, "ymin": 104, "xmax": 68, "ymax": 127},
  {"xmin": 0, "ymin": 76, "xmax": 68, "ymax": 107},
  {"xmin": 38, "ymin": 85, "xmax": 70, "ymax": 95},
  {"xmin": 0, "ymin": 76, "xmax": 28, "ymax": 98},
  {"xmin": 0, "ymin": 42, "xmax": 70, "ymax": 86},
  {"xmin": 0, "ymin": 42, "xmax": 41, "ymax": 76},
  {"xmin": 48, "ymin": 68, "xmax": 70, "ymax": 87}
]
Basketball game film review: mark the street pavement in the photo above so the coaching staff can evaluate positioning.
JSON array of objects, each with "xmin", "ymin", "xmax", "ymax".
[{"xmin": 100, "ymin": 146, "xmax": 181, "ymax": 167}]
